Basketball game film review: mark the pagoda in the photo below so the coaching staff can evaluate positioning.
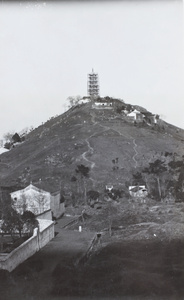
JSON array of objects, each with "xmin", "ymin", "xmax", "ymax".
[{"xmin": 87, "ymin": 69, "xmax": 99, "ymax": 97}]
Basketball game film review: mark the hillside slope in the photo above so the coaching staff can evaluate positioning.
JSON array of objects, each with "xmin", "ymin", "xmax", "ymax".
[{"xmin": 0, "ymin": 99, "xmax": 184, "ymax": 201}]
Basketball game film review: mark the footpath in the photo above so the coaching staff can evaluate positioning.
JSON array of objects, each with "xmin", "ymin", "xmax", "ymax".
[{"xmin": 2, "ymin": 217, "xmax": 96, "ymax": 300}]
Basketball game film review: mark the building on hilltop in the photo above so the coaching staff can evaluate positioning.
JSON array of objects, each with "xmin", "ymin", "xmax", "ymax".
[
  {"xmin": 87, "ymin": 68, "xmax": 99, "ymax": 97},
  {"xmin": 127, "ymin": 109, "xmax": 143, "ymax": 122}
]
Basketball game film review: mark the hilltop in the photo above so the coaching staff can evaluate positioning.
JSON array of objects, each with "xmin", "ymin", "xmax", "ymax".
[
  {"xmin": 1, "ymin": 97, "xmax": 184, "ymax": 299},
  {"xmin": 0, "ymin": 97, "xmax": 184, "ymax": 203}
]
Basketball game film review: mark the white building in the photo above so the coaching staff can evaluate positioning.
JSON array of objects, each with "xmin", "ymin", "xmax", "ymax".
[
  {"xmin": 127, "ymin": 109, "xmax": 143, "ymax": 121},
  {"xmin": 106, "ymin": 184, "xmax": 114, "ymax": 192},
  {"xmin": 129, "ymin": 185, "xmax": 148, "ymax": 198},
  {"xmin": 11, "ymin": 184, "xmax": 51, "ymax": 216},
  {"xmin": 10, "ymin": 184, "xmax": 65, "ymax": 219}
]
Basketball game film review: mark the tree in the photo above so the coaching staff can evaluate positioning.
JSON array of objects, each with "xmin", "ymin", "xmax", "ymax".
[
  {"xmin": 4, "ymin": 142, "xmax": 11, "ymax": 150},
  {"xmin": 143, "ymin": 159, "xmax": 167, "ymax": 200},
  {"xmin": 75, "ymin": 164, "xmax": 90, "ymax": 204},
  {"xmin": 107, "ymin": 189, "xmax": 122, "ymax": 201},
  {"xmin": 0, "ymin": 140, "xmax": 3, "ymax": 148},
  {"xmin": 1, "ymin": 207, "xmax": 23, "ymax": 240},
  {"xmin": 76, "ymin": 165, "xmax": 90, "ymax": 178},
  {"xmin": 132, "ymin": 172, "xmax": 145, "ymax": 186},
  {"xmin": 112, "ymin": 158, "xmax": 119, "ymax": 171},
  {"xmin": 21, "ymin": 211, "xmax": 38, "ymax": 237},
  {"xmin": 167, "ymin": 159, "xmax": 184, "ymax": 201},
  {"xmin": 87, "ymin": 190, "xmax": 100, "ymax": 206},
  {"xmin": 67, "ymin": 95, "xmax": 81, "ymax": 108},
  {"xmin": 17, "ymin": 190, "xmax": 48, "ymax": 215},
  {"xmin": 126, "ymin": 104, "xmax": 132, "ymax": 112},
  {"xmin": 12, "ymin": 132, "xmax": 21, "ymax": 143},
  {"xmin": 1, "ymin": 207, "xmax": 38, "ymax": 250},
  {"xmin": 87, "ymin": 190, "xmax": 100, "ymax": 201},
  {"xmin": 3, "ymin": 131, "xmax": 15, "ymax": 144},
  {"xmin": 3, "ymin": 131, "xmax": 21, "ymax": 149},
  {"xmin": 0, "ymin": 189, "xmax": 38, "ymax": 252},
  {"xmin": 0, "ymin": 189, "xmax": 13, "ymax": 251}
]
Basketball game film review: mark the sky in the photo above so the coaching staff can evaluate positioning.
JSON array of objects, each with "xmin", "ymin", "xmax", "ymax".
[{"xmin": 0, "ymin": 0, "xmax": 183, "ymax": 140}]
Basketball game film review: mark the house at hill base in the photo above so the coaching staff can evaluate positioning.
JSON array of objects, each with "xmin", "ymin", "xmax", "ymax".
[
  {"xmin": 129, "ymin": 185, "xmax": 148, "ymax": 198},
  {"xmin": 1, "ymin": 184, "xmax": 57, "ymax": 271},
  {"xmin": 10, "ymin": 184, "xmax": 65, "ymax": 220}
]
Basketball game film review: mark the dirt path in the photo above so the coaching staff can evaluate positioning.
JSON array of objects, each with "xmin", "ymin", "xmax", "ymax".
[
  {"xmin": 82, "ymin": 137, "xmax": 96, "ymax": 169},
  {"xmin": 2, "ymin": 219, "xmax": 96, "ymax": 300},
  {"xmin": 132, "ymin": 139, "xmax": 138, "ymax": 168},
  {"xmin": 80, "ymin": 115, "xmax": 110, "ymax": 169}
]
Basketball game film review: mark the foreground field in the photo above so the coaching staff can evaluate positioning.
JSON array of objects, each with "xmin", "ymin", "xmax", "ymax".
[
  {"xmin": 1, "ymin": 201, "xmax": 184, "ymax": 300},
  {"xmin": 1, "ymin": 238, "xmax": 184, "ymax": 300}
]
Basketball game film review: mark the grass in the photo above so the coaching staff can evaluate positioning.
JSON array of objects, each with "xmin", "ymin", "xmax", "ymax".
[{"xmin": 0, "ymin": 102, "xmax": 184, "ymax": 196}]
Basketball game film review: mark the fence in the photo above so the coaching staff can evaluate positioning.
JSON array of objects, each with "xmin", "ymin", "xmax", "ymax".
[{"xmin": 0, "ymin": 219, "xmax": 54, "ymax": 272}]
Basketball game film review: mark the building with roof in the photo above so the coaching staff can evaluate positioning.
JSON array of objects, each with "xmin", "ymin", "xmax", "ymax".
[
  {"xmin": 10, "ymin": 184, "xmax": 51, "ymax": 216},
  {"xmin": 129, "ymin": 185, "xmax": 148, "ymax": 198},
  {"xmin": 10, "ymin": 184, "xmax": 65, "ymax": 219},
  {"xmin": 127, "ymin": 109, "xmax": 143, "ymax": 121}
]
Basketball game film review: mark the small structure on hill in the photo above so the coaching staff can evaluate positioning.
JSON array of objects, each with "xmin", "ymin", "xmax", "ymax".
[
  {"xmin": 93, "ymin": 102, "xmax": 113, "ymax": 109},
  {"xmin": 106, "ymin": 184, "xmax": 114, "ymax": 192},
  {"xmin": 142, "ymin": 112, "xmax": 159, "ymax": 125},
  {"xmin": 93, "ymin": 96, "xmax": 114, "ymax": 109},
  {"xmin": 129, "ymin": 185, "xmax": 148, "ymax": 198},
  {"xmin": 127, "ymin": 109, "xmax": 143, "ymax": 121},
  {"xmin": 78, "ymin": 97, "xmax": 91, "ymax": 105}
]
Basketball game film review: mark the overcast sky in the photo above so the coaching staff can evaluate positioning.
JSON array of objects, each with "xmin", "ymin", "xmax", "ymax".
[{"xmin": 0, "ymin": 0, "xmax": 183, "ymax": 140}]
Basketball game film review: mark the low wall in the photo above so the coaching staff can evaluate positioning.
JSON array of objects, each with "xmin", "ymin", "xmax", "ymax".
[
  {"xmin": 36, "ymin": 209, "xmax": 52, "ymax": 220},
  {"xmin": 37, "ymin": 219, "xmax": 55, "ymax": 249},
  {"xmin": 0, "ymin": 220, "xmax": 54, "ymax": 272}
]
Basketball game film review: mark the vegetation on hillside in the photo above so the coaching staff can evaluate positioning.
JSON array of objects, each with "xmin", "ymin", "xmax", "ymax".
[{"xmin": 0, "ymin": 97, "xmax": 184, "ymax": 203}]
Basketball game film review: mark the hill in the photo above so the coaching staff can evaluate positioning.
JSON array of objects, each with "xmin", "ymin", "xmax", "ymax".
[
  {"xmin": 1, "ymin": 97, "xmax": 184, "ymax": 298},
  {"xmin": 0, "ymin": 97, "xmax": 184, "ymax": 203}
]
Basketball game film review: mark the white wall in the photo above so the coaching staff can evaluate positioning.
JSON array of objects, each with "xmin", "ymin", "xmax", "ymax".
[{"xmin": 0, "ymin": 220, "xmax": 54, "ymax": 272}]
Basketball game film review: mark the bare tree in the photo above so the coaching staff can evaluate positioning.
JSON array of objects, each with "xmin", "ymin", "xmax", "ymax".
[
  {"xmin": 67, "ymin": 95, "xmax": 81, "ymax": 108},
  {"xmin": 3, "ymin": 131, "xmax": 15, "ymax": 143}
]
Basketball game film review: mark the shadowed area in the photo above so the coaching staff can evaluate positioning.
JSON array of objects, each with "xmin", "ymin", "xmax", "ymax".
[{"xmin": 1, "ymin": 217, "xmax": 184, "ymax": 300}]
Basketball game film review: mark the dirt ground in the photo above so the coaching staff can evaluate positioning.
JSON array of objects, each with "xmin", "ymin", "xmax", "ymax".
[{"xmin": 1, "ymin": 201, "xmax": 184, "ymax": 300}]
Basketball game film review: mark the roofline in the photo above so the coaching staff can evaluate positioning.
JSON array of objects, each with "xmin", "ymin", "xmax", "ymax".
[{"xmin": 10, "ymin": 184, "xmax": 51, "ymax": 195}]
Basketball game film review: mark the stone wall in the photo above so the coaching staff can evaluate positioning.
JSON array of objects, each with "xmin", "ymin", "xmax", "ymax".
[{"xmin": 0, "ymin": 220, "xmax": 54, "ymax": 272}]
